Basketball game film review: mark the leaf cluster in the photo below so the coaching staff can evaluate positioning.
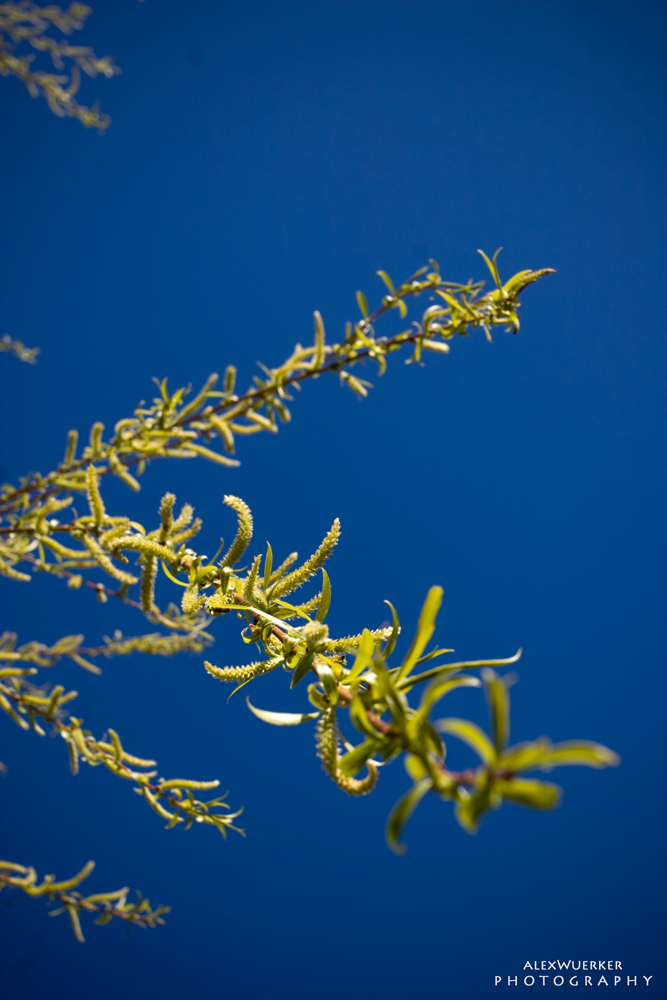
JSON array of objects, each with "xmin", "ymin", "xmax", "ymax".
[
  {"xmin": 0, "ymin": 252, "xmax": 554, "ymax": 553},
  {"xmin": 0, "ymin": 1, "xmax": 120, "ymax": 130},
  {"xmin": 0, "ymin": 252, "xmax": 618, "ymax": 941},
  {"xmin": 0, "ymin": 663, "xmax": 243, "ymax": 836},
  {"xmin": 0, "ymin": 859, "xmax": 169, "ymax": 941},
  {"xmin": 196, "ymin": 505, "xmax": 619, "ymax": 851},
  {"xmin": 0, "ymin": 332, "xmax": 39, "ymax": 363}
]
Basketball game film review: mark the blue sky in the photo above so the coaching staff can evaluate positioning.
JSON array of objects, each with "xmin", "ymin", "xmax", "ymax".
[{"xmin": 1, "ymin": 2, "xmax": 665, "ymax": 997}]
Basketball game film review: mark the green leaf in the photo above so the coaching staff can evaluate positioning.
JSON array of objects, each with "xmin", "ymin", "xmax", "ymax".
[
  {"xmin": 350, "ymin": 693, "xmax": 380, "ymax": 738},
  {"xmin": 414, "ymin": 645, "xmax": 455, "ymax": 666},
  {"xmin": 317, "ymin": 661, "xmax": 338, "ymax": 705},
  {"xmin": 498, "ymin": 739, "xmax": 552, "ymax": 773},
  {"xmin": 373, "ymin": 659, "xmax": 407, "ymax": 732},
  {"xmin": 420, "ymin": 720, "xmax": 445, "ymax": 759},
  {"xmin": 346, "ymin": 628, "xmax": 375, "ymax": 682},
  {"xmin": 396, "ymin": 586, "xmax": 443, "ymax": 682},
  {"xmin": 290, "ymin": 651, "xmax": 315, "ymax": 688},
  {"xmin": 382, "ymin": 600, "xmax": 400, "ymax": 658},
  {"xmin": 339, "ymin": 738, "xmax": 384, "ymax": 778},
  {"xmin": 497, "ymin": 737, "xmax": 620, "ymax": 775},
  {"xmin": 397, "ymin": 650, "xmax": 522, "ymax": 692},
  {"xmin": 404, "ymin": 753, "xmax": 429, "ymax": 781},
  {"xmin": 271, "ymin": 598, "xmax": 314, "ymax": 622},
  {"xmin": 495, "ymin": 777, "xmax": 561, "ymax": 810},
  {"xmin": 454, "ymin": 783, "xmax": 498, "ymax": 834},
  {"xmin": 376, "ymin": 270, "xmax": 395, "ymax": 293},
  {"xmin": 436, "ymin": 718, "xmax": 497, "ymax": 766},
  {"xmin": 262, "ymin": 542, "xmax": 273, "ymax": 592},
  {"xmin": 477, "ymin": 248, "xmax": 504, "ymax": 292},
  {"xmin": 307, "ymin": 683, "xmax": 330, "ymax": 711},
  {"xmin": 220, "ymin": 604, "xmax": 302, "ymax": 637},
  {"xmin": 315, "ymin": 568, "xmax": 331, "ymax": 623},
  {"xmin": 356, "ymin": 291, "xmax": 369, "ymax": 318},
  {"xmin": 539, "ymin": 741, "xmax": 620, "ymax": 770},
  {"xmin": 418, "ymin": 675, "xmax": 481, "ymax": 718},
  {"xmin": 385, "ymin": 778, "xmax": 432, "ymax": 854},
  {"xmin": 482, "ymin": 668, "xmax": 510, "ymax": 752},
  {"xmin": 246, "ymin": 698, "xmax": 320, "ymax": 727}
]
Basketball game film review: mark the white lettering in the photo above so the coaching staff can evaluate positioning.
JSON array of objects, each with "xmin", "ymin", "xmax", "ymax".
[
  {"xmin": 614, "ymin": 978, "xmax": 621, "ymax": 986},
  {"xmin": 508, "ymin": 977, "xmax": 518, "ymax": 986},
  {"xmin": 549, "ymin": 962, "xmax": 557, "ymax": 971},
  {"xmin": 615, "ymin": 963, "xmax": 622, "ymax": 970},
  {"xmin": 570, "ymin": 977, "xmax": 579, "ymax": 986},
  {"xmin": 539, "ymin": 977, "xmax": 548, "ymax": 986},
  {"xmin": 591, "ymin": 963, "xmax": 598, "ymax": 971},
  {"xmin": 643, "ymin": 977, "xmax": 652, "ymax": 986},
  {"xmin": 495, "ymin": 976, "xmax": 502, "ymax": 986},
  {"xmin": 524, "ymin": 963, "xmax": 533, "ymax": 971},
  {"xmin": 554, "ymin": 977, "xmax": 564, "ymax": 986},
  {"xmin": 558, "ymin": 962, "xmax": 572, "ymax": 970},
  {"xmin": 627, "ymin": 977, "xmax": 637, "ymax": 986},
  {"xmin": 572, "ymin": 963, "xmax": 581, "ymax": 970},
  {"xmin": 583, "ymin": 963, "xmax": 588, "ymax": 971},
  {"xmin": 524, "ymin": 976, "xmax": 535, "ymax": 986},
  {"xmin": 541, "ymin": 962, "xmax": 547, "ymax": 970},
  {"xmin": 585, "ymin": 977, "xmax": 592, "ymax": 986},
  {"xmin": 598, "ymin": 977, "xmax": 608, "ymax": 986}
]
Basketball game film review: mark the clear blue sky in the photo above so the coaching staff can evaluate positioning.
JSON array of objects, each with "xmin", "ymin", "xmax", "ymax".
[{"xmin": 1, "ymin": 1, "xmax": 665, "ymax": 997}]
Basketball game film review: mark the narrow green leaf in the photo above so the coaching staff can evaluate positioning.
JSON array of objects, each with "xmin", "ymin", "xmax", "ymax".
[
  {"xmin": 540, "ymin": 741, "xmax": 620, "ymax": 770},
  {"xmin": 404, "ymin": 753, "xmax": 429, "ymax": 782},
  {"xmin": 315, "ymin": 568, "xmax": 331, "ymax": 623},
  {"xmin": 477, "ymin": 248, "xmax": 504, "ymax": 291},
  {"xmin": 414, "ymin": 645, "xmax": 455, "ymax": 666},
  {"xmin": 382, "ymin": 600, "xmax": 400, "ymax": 658},
  {"xmin": 290, "ymin": 651, "xmax": 315, "ymax": 688},
  {"xmin": 454, "ymin": 783, "xmax": 498, "ymax": 834},
  {"xmin": 396, "ymin": 586, "xmax": 443, "ymax": 682},
  {"xmin": 246, "ymin": 698, "xmax": 320, "ymax": 727},
  {"xmin": 317, "ymin": 661, "xmax": 338, "ymax": 705},
  {"xmin": 346, "ymin": 629, "xmax": 375, "ymax": 682},
  {"xmin": 263, "ymin": 542, "xmax": 273, "ymax": 592},
  {"xmin": 482, "ymin": 668, "xmax": 510, "ymax": 753},
  {"xmin": 495, "ymin": 777, "xmax": 561, "ymax": 810},
  {"xmin": 373, "ymin": 659, "xmax": 407, "ymax": 731},
  {"xmin": 498, "ymin": 739, "xmax": 552, "ymax": 773},
  {"xmin": 219, "ymin": 604, "xmax": 302, "ymax": 637},
  {"xmin": 376, "ymin": 270, "xmax": 395, "ymax": 293},
  {"xmin": 419, "ymin": 675, "xmax": 481, "ymax": 716},
  {"xmin": 271, "ymin": 598, "xmax": 314, "ymax": 622},
  {"xmin": 350, "ymin": 693, "xmax": 380, "ymax": 738},
  {"xmin": 436, "ymin": 718, "xmax": 497, "ymax": 766},
  {"xmin": 420, "ymin": 720, "xmax": 445, "ymax": 759},
  {"xmin": 398, "ymin": 650, "xmax": 522, "ymax": 693},
  {"xmin": 307, "ymin": 683, "xmax": 330, "ymax": 711},
  {"xmin": 339, "ymin": 738, "xmax": 384, "ymax": 778},
  {"xmin": 385, "ymin": 778, "xmax": 432, "ymax": 854},
  {"xmin": 356, "ymin": 291, "xmax": 369, "ymax": 318},
  {"xmin": 498, "ymin": 737, "xmax": 620, "ymax": 775}
]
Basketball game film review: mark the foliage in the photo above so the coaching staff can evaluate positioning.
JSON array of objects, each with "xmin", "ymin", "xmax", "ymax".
[
  {"xmin": 0, "ymin": 860, "xmax": 169, "ymax": 941},
  {"xmin": 0, "ymin": 2, "xmax": 120, "ymax": 130},
  {"xmin": 0, "ymin": 253, "xmax": 619, "ymax": 940},
  {"xmin": 0, "ymin": 333, "xmax": 39, "ymax": 363}
]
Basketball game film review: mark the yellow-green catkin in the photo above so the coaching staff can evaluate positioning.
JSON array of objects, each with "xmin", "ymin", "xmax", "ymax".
[{"xmin": 316, "ymin": 709, "xmax": 377, "ymax": 796}]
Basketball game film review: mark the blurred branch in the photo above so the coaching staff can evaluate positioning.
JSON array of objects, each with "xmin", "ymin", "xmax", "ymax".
[
  {"xmin": 0, "ymin": 859, "xmax": 169, "ymax": 941},
  {"xmin": 0, "ymin": 2, "xmax": 120, "ymax": 131}
]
